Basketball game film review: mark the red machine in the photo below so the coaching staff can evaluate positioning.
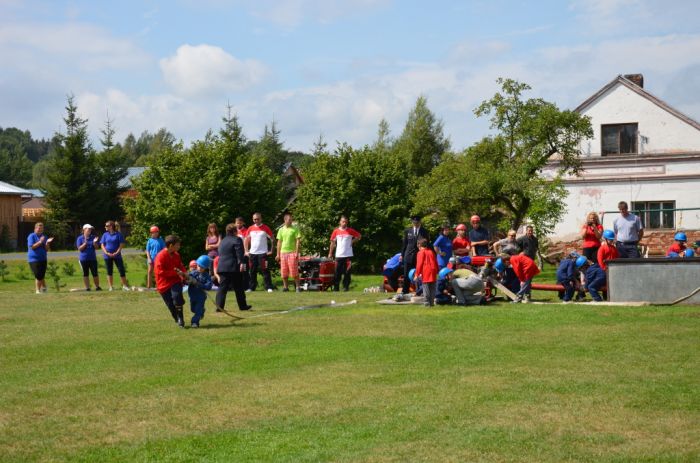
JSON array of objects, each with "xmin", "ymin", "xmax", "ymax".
[{"xmin": 298, "ymin": 257, "xmax": 336, "ymax": 291}]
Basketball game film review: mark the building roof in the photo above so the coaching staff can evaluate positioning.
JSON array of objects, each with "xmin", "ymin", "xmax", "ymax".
[
  {"xmin": 0, "ymin": 180, "xmax": 32, "ymax": 196},
  {"xmin": 575, "ymin": 74, "xmax": 700, "ymax": 131},
  {"xmin": 118, "ymin": 166, "xmax": 147, "ymax": 189}
]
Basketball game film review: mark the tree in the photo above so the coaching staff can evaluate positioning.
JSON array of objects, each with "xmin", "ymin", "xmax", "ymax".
[
  {"xmin": 122, "ymin": 128, "xmax": 177, "ymax": 166},
  {"xmin": 125, "ymin": 112, "xmax": 284, "ymax": 261},
  {"xmin": 394, "ymin": 96, "xmax": 450, "ymax": 178},
  {"xmin": 414, "ymin": 78, "xmax": 592, "ymax": 235},
  {"xmin": 293, "ymin": 143, "xmax": 411, "ymax": 271},
  {"xmin": 91, "ymin": 116, "xmax": 129, "ymax": 225},
  {"xmin": 251, "ymin": 119, "xmax": 286, "ymax": 173},
  {"xmin": 44, "ymin": 96, "xmax": 97, "ymax": 244},
  {"xmin": 0, "ymin": 127, "xmax": 51, "ymax": 187}
]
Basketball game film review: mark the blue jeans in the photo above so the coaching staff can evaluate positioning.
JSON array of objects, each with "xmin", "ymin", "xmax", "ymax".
[
  {"xmin": 558, "ymin": 279, "xmax": 575, "ymax": 301},
  {"xmin": 616, "ymin": 242, "xmax": 640, "ymax": 258},
  {"xmin": 517, "ymin": 279, "xmax": 532, "ymax": 298},
  {"xmin": 190, "ymin": 297, "xmax": 206, "ymax": 324},
  {"xmin": 586, "ymin": 276, "xmax": 606, "ymax": 301}
]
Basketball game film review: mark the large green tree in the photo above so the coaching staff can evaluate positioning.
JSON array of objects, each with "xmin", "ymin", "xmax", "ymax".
[
  {"xmin": 44, "ymin": 96, "xmax": 98, "ymax": 243},
  {"xmin": 0, "ymin": 127, "xmax": 51, "ymax": 187},
  {"xmin": 414, "ymin": 78, "xmax": 592, "ymax": 235},
  {"xmin": 125, "ymin": 113, "xmax": 284, "ymax": 261},
  {"xmin": 292, "ymin": 142, "xmax": 411, "ymax": 271},
  {"xmin": 91, "ymin": 118, "xmax": 129, "ymax": 225},
  {"xmin": 394, "ymin": 96, "xmax": 450, "ymax": 178}
]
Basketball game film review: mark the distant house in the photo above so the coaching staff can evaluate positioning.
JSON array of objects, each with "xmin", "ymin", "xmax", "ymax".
[
  {"xmin": 545, "ymin": 74, "xmax": 700, "ymax": 253},
  {"xmin": 22, "ymin": 189, "xmax": 46, "ymax": 221},
  {"xmin": 0, "ymin": 181, "xmax": 32, "ymax": 249},
  {"xmin": 119, "ymin": 166, "xmax": 147, "ymax": 199}
]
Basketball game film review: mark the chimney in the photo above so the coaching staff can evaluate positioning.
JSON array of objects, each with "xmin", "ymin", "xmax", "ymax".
[{"xmin": 624, "ymin": 74, "xmax": 644, "ymax": 88}]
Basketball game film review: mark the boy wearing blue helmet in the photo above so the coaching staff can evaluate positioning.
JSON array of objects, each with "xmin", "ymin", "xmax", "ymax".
[
  {"xmin": 435, "ymin": 267, "xmax": 454, "ymax": 305},
  {"xmin": 597, "ymin": 229, "xmax": 619, "ymax": 271},
  {"xmin": 556, "ymin": 254, "xmax": 582, "ymax": 302},
  {"xmin": 578, "ymin": 257, "xmax": 606, "ymax": 302},
  {"xmin": 667, "ymin": 232, "xmax": 687, "ymax": 257},
  {"xmin": 188, "ymin": 255, "xmax": 214, "ymax": 328}
]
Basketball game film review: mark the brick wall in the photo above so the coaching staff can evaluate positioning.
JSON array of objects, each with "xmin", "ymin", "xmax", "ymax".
[{"xmin": 548, "ymin": 229, "xmax": 700, "ymax": 258}]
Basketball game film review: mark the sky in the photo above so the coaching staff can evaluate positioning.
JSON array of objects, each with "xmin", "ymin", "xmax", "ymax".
[{"xmin": 2, "ymin": 0, "xmax": 700, "ymax": 152}]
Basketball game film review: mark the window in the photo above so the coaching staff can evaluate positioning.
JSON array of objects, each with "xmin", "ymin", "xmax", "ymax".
[
  {"xmin": 602, "ymin": 123, "xmax": 637, "ymax": 155},
  {"xmin": 631, "ymin": 201, "xmax": 675, "ymax": 229}
]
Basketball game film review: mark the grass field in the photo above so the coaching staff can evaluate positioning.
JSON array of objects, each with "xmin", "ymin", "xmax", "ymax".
[{"xmin": 1, "ymin": 255, "xmax": 699, "ymax": 462}]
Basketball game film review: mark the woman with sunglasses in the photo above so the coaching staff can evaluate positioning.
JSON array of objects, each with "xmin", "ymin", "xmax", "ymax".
[{"xmin": 100, "ymin": 220, "xmax": 130, "ymax": 291}]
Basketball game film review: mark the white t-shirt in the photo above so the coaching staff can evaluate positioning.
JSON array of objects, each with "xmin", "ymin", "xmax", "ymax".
[
  {"xmin": 247, "ymin": 224, "xmax": 273, "ymax": 254},
  {"xmin": 330, "ymin": 227, "xmax": 361, "ymax": 258}
]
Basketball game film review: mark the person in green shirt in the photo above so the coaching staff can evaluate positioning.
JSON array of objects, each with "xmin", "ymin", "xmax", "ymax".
[{"xmin": 276, "ymin": 212, "xmax": 302, "ymax": 292}]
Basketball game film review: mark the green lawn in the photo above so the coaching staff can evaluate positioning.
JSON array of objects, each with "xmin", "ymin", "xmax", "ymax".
[{"xmin": 0, "ymin": 256, "xmax": 698, "ymax": 462}]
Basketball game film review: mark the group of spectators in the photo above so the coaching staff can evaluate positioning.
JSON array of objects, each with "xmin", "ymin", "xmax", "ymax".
[{"xmin": 27, "ymin": 220, "xmax": 130, "ymax": 294}]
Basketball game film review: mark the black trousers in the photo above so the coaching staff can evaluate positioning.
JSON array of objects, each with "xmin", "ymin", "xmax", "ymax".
[
  {"xmin": 334, "ymin": 257, "xmax": 352, "ymax": 291},
  {"xmin": 216, "ymin": 272, "xmax": 248, "ymax": 310},
  {"xmin": 402, "ymin": 252, "xmax": 417, "ymax": 293},
  {"xmin": 248, "ymin": 254, "xmax": 273, "ymax": 290}
]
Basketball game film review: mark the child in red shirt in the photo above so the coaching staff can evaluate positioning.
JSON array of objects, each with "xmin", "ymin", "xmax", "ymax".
[
  {"xmin": 415, "ymin": 238, "xmax": 439, "ymax": 307},
  {"xmin": 499, "ymin": 253, "xmax": 540, "ymax": 303},
  {"xmin": 597, "ymin": 230, "xmax": 619, "ymax": 271},
  {"xmin": 154, "ymin": 235, "xmax": 187, "ymax": 327}
]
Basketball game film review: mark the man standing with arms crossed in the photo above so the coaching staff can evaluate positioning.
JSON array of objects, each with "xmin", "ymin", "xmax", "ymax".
[
  {"xmin": 328, "ymin": 215, "xmax": 361, "ymax": 292},
  {"xmin": 245, "ymin": 212, "xmax": 275, "ymax": 292},
  {"xmin": 613, "ymin": 201, "xmax": 644, "ymax": 258}
]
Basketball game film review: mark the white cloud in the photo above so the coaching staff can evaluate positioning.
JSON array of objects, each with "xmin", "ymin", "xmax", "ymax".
[
  {"xmin": 159, "ymin": 44, "xmax": 268, "ymax": 98},
  {"xmin": 0, "ymin": 22, "xmax": 150, "ymax": 71}
]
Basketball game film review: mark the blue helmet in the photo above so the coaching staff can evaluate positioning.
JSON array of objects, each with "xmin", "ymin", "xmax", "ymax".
[
  {"xmin": 602, "ymin": 229, "xmax": 615, "ymax": 240},
  {"xmin": 459, "ymin": 256, "xmax": 471, "ymax": 265},
  {"xmin": 408, "ymin": 268, "xmax": 416, "ymax": 282},
  {"xmin": 667, "ymin": 252, "xmax": 680, "ymax": 258},
  {"xmin": 494, "ymin": 258, "xmax": 505, "ymax": 273},
  {"xmin": 674, "ymin": 232, "xmax": 687, "ymax": 242},
  {"xmin": 438, "ymin": 267, "xmax": 453, "ymax": 280},
  {"xmin": 196, "ymin": 255, "xmax": 211, "ymax": 268},
  {"xmin": 575, "ymin": 256, "xmax": 588, "ymax": 268},
  {"xmin": 685, "ymin": 249, "xmax": 695, "ymax": 258}
]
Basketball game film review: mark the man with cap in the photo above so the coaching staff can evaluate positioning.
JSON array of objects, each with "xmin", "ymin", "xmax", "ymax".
[
  {"xmin": 397, "ymin": 215, "xmax": 429, "ymax": 299},
  {"xmin": 613, "ymin": 201, "xmax": 644, "ymax": 258},
  {"xmin": 468, "ymin": 215, "xmax": 491, "ymax": 256}
]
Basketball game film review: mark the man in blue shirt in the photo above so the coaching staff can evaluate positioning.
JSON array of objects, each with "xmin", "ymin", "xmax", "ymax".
[
  {"xmin": 468, "ymin": 215, "xmax": 490, "ymax": 256},
  {"xmin": 432, "ymin": 225, "xmax": 453, "ymax": 268},
  {"xmin": 613, "ymin": 201, "xmax": 644, "ymax": 258}
]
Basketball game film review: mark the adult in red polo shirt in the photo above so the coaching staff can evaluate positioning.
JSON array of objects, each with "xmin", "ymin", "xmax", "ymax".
[
  {"xmin": 328, "ymin": 215, "xmax": 361, "ymax": 292},
  {"xmin": 154, "ymin": 235, "xmax": 187, "ymax": 327}
]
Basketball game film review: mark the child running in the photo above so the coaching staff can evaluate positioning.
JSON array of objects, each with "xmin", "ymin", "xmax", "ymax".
[
  {"xmin": 154, "ymin": 235, "xmax": 187, "ymax": 328},
  {"xmin": 187, "ymin": 255, "xmax": 213, "ymax": 328}
]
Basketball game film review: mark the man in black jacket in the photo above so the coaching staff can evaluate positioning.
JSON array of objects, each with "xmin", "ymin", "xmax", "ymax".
[
  {"xmin": 216, "ymin": 223, "xmax": 251, "ymax": 312},
  {"xmin": 398, "ymin": 215, "xmax": 429, "ymax": 297}
]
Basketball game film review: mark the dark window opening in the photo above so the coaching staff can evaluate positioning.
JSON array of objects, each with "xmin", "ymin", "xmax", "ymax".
[
  {"xmin": 631, "ymin": 201, "xmax": 675, "ymax": 229},
  {"xmin": 602, "ymin": 123, "xmax": 638, "ymax": 156}
]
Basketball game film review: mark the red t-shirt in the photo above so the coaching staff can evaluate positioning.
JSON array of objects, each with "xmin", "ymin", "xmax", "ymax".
[
  {"xmin": 154, "ymin": 248, "xmax": 186, "ymax": 294},
  {"xmin": 666, "ymin": 242, "xmax": 685, "ymax": 256},
  {"xmin": 582, "ymin": 224, "xmax": 603, "ymax": 248},
  {"xmin": 510, "ymin": 254, "xmax": 540, "ymax": 281},
  {"xmin": 415, "ymin": 248, "xmax": 439, "ymax": 283},
  {"xmin": 452, "ymin": 236, "xmax": 471, "ymax": 255},
  {"xmin": 597, "ymin": 243, "xmax": 619, "ymax": 271}
]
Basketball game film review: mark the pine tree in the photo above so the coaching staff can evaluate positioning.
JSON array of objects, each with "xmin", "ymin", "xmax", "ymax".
[
  {"xmin": 44, "ymin": 95, "xmax": 96, "ymax": 243},
  {"xmin": 93, "ymin": 115, "xmax": 128, "ymax": 225},
  {"xmin": 395, "ymin": 96, "xmax": 450, "ymax": 177}
]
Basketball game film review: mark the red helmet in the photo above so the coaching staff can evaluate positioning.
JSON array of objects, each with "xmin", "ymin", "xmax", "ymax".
[
  {"xmin": 188, "ymin": 260, "xmax": 197, "ymax": 270},
  {"xmin": 470, "ymin": 215, "xmax": 481, "ymax": 223},
  {"xmin": 455, "ymin": 223, "xmax": 467, "ymax": 231},
  {"xmin": 149, "ymin": 225, "xmax": 160, "ymax": 233}
]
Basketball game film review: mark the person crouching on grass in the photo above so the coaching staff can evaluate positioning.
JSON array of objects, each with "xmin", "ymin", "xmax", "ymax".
[
  {"xmin": 154, "ymin": 235, "xmax": 187, "ymax": 328},
  {"xmin": 187, "ymin": 255, "xmax": 213, "ymax": 328},
  {"xmin": 415, "ymin": 238, "xmax": 438, "ymax": 307},
  {"xmin": 497, "ymin": 253, "xmax": 540, "ymax": 303}
]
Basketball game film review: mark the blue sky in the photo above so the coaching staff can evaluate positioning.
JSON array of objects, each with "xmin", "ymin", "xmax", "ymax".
[{"xmin": 2, "ymin": 0, "xmax": 699, "ymax": 152}]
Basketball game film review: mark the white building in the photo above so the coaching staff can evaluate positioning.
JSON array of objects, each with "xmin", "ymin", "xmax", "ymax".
[{"xmin": 547, "ymin": 74, "xmax": 700, "ymax": 244}]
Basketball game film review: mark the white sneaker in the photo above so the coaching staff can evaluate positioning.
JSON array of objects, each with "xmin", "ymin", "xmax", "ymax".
[
  {"xmin": 267, "ymin": 288, "xmax": 274, "ymax": 293},
  {"xmin": 245, "ymin": 289, "xmax": 252, "ymax": 293},
  {"xmin": 36, "ymin": 290, "xmax": 41, "ymax": 294},
  {"xmin": 122, "ymin": 286, "xmax": 130, "ymax": 291},
  {"xmin": 109, "ymin": 286, "xmax": 114, "ymax": 291}
]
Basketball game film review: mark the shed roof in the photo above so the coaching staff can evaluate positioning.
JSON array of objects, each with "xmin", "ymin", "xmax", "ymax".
[{"xmin": 0, "ymin": 180, "xmax": 32, "ymax": 196}]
